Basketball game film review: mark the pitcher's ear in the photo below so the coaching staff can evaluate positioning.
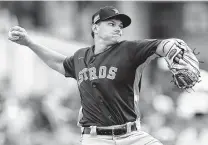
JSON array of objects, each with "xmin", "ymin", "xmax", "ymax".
[
  {"xmin": 91, "ymin": 24, "xmax": 95, "ymax": 32},
  {"xmin": 92, "ymin": 24, "xmax": 99, "ymax": 34}
]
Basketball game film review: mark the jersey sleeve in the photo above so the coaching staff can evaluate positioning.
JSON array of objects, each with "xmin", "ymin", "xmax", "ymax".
[
  {"xmin": 63, "ymin": 56, "xmax": 76, "ymax": 78},
  {"xmin": 129, "ymin": 39, "xmax": 162, "ymax": 66}
]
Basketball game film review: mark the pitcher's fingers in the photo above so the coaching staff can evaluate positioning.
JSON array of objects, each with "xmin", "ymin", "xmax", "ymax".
[
  {"xmin": 179, "ymin": 50, "xmax": 184, "ymax": 54},
  {"xmin": 11, "ymin": 31, "xmax": 23, "ymax": 36},
  {"xmin": 178, "ymin": 58, "xmax": 187, "ymax": 65},
  {"xmin": 174, "ymin": 57, "xmax": 180, "ymax": 63},
  {"xmin": 10, "ymin": 26, "xmax": 21, "ymax": 31},
  {"xmin": 177, "ymin": 53, "xmax": 183, "ymax": 59},
  {"xmin": 10, "ymin": 26, "xmax": 24, "ymax": 32},
  {"xmin": 8, "ymin": 36, "xmax": 19, "ymax": 41}
]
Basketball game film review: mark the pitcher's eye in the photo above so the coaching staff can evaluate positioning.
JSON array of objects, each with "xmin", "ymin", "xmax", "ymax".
[{"xmin": 108, "ymin": 22, "xmax": 115, "ymax": 26}]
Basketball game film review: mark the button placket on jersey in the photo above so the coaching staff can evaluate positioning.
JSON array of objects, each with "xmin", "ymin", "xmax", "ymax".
[
  {"xmin": 88, "ymin": 55, "xmax": 104, "ymax": 113},
  {"xmin": 88, "ymin": 56, "xmax": 95, "ymax": 80},
  {"xmin": 91, "ymin": 83, "xmax": 103, "ymax": 113}
]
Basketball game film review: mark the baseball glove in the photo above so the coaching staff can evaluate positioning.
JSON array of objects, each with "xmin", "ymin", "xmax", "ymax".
[{"xmin": 164, "ymin": 39, "xmax": 201, "ymax": 89}]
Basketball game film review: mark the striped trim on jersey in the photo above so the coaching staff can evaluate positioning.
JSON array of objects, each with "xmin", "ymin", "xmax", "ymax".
[{"xmin": 133, "ymin": 53, "xmax": 159, "ymax": 122}]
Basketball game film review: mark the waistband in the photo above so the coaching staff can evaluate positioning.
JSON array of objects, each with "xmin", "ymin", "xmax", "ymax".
[{"xmin": 81, "ymin": 121, "xmax": 140, "ymax": 136}]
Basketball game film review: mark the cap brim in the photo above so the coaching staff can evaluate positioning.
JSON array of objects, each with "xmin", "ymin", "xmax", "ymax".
[{"xmin": 103, "ymin": 14, "xmax": 131, "ymax": 28}]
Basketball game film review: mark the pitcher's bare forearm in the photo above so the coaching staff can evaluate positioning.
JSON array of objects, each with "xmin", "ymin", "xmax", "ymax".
[
  {"xmin": 27, "ymin": 41, "xmax": 66, "ymax": 75},
  {"xmin": 8, "ymin": 26, "xmax": 67, "ymax": 75}
]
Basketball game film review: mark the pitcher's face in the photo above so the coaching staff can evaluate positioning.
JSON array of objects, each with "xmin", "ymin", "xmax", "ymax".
[{"xmin": 95, "ymin": 19, "xmax": 123, "ymax": 43}]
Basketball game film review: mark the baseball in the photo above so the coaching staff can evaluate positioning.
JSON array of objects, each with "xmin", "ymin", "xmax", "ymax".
[{"xmin": 8, "ymin": 31, "xmax": 19, "ymax": 41}]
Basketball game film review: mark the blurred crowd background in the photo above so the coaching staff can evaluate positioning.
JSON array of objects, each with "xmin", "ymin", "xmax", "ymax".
[{"xmin": 0, "ymin": 1, "xmax": 208, "ymax": 145}]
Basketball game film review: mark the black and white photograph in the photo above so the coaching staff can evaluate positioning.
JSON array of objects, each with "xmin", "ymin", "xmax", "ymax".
[{"xmin": 0, "ymin": 1, "xmax": 208, "ymax": 145}]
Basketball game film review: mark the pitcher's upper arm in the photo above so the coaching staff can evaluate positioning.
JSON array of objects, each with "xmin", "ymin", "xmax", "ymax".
[{"xmin": 50, "ymin": 55, "xmax": 67, "ymax": 75}]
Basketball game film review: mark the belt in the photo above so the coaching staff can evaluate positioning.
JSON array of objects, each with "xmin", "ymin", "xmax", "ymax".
[{"xmin": 82, "ymin": 123, "xmax": 137, "ymax": 135}]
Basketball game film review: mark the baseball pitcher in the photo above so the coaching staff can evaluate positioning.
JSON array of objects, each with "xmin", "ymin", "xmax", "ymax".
[{"xmin": 8, "ymin": 6, "xmax": 200, "ymax": 145}]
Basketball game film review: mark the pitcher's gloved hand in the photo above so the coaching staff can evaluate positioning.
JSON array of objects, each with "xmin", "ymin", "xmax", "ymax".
[{"xmin": 165, "ymin": 39, "xmax": 201, "ymax": 89}]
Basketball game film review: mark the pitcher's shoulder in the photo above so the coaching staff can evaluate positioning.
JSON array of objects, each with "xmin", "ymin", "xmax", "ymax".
[
  {"xmin": 74, "ymin": 46, "xmax": 91, "ymax": 56},
  {"xmin": 120, "ymin": 40, "xmax": 140, "ymax": 47}
]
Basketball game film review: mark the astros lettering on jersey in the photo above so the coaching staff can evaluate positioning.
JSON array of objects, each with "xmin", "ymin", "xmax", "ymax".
[{"xmin": 78, "ymin": 66, "xmax": 118, "ymax": 85}]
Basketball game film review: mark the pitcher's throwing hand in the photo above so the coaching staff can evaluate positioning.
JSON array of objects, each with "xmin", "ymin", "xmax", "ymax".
[{"xmin": 8, "ymin": 26, "xmax": 31, "ymax": 46}]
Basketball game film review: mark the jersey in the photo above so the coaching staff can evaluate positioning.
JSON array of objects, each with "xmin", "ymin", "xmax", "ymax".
[{"xmin": 63, "ymin": 39, "xmax": 162, "ymax": 127}]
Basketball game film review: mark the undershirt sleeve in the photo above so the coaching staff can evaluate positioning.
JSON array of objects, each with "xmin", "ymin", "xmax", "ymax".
[{"xmin": 63, "ymin": 56, "xmax": 76, "ymax": 78}]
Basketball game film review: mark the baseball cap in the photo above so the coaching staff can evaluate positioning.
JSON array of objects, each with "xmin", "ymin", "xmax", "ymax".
[{"xmin": 92, "ymin": 6, "xmax": 131, "ymax": 28}]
